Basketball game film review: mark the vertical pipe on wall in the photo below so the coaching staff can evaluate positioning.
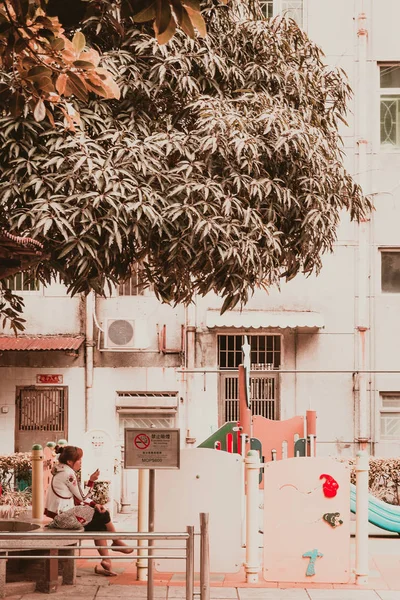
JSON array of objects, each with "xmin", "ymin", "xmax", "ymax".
[
  {"xmin": 85, "ymin": 291, "xmax": 95, "ymax": 432},
  {"xmin": 355, "ymin": 450, "xmax": 369, "ymax": 585},
  {"xmin": 185, "ymin": 302, "xmax": 196, "ymax": 444},
  {"xmin": 355, "ymin": 7, "xmax": 370, "ymax": 450}
]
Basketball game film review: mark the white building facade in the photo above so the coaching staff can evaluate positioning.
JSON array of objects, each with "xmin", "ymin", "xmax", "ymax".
[{"xmin": 1, "ymin": 0, "xmax": 400, "ymax": 506}]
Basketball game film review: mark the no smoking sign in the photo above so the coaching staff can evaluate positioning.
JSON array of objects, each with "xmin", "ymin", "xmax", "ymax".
[
  {"xmin": 125, "ymin": 428, "xmax": 180, "ymax": 469},
  {"xmin": 134, "ymin": 433, "xmax": 150, "ymax": 450}
]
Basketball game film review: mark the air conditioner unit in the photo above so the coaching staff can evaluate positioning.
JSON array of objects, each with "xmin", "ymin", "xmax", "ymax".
[{"xmin": 105, "ymin": 318, "xmax": 135, "ymax": 349}]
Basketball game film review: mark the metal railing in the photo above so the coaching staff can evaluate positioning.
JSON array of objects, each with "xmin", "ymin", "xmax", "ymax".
[{"xmin": 0, "ymin": 522, "xmax": 210, "ymax": 600}]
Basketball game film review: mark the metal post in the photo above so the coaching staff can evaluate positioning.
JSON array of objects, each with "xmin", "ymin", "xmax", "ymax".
[
  {"xmin": 245, "ymin": 450, "xmax": 260, "ymax": 583},
  {"xmin": 147, "ymin": 470, "xmax": 155, "ymax": 600},
  {"xmin": 186, "ymin": 525, "xmax": 195, "ymax": 600},
  {"xmin": 31, "ymin": 444, "xmax": 44, "ymax": 520},
  {"xmin": 137, "ymin": 469, "xmax": 149, "ymax": 581},
  {"xmin": 355, "ymin": 450, "xmax": 369, "ymax": 585},
  {"xmin": 200, "ymin": 513, "xmax": 210, "ymax": 600},
  {"xmin": 308, "ymin": 434, "xmax": 316, "ymax": 457},
  {"xmin": 120, "ymin": 445, "xmax": 131, "ymax": 514}
]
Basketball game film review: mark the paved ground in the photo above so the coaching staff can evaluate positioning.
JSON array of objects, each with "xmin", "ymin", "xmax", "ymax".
[
  {"xmin": 4, "ymin": 512, "xmax": 400, "ymax": 599},
  {"xmin": 5, "ymin": 577, "xmax": 400, "ymax": 600},
  {"xmin": 6, "ymin": 536, "xmax": 400, "ymax": 600}
]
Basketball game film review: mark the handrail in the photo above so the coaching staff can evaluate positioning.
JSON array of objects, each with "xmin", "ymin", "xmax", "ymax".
[
  {"xmin": 0, "ymin": 531, "xmax": 188, "ymax": 541},
  {"xmin": 0, "ymin": 527, "xmax": 196, "ymax": 600}
]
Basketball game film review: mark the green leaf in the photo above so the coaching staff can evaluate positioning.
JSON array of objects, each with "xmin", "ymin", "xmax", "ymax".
[
  {"xmin": 73, "ymin": 60, "xmax": 96, "ymax": 70},
  {"xmin": 155, "ymin": 0, "xmax": 172, "ymax": 35},
  {"xmin": 33, "ymin": 99, "xmax": 46, "ymax": 122},
  {"xmin": 132, "ymin": 1, "xmax": 157, "ymax": 23},
  {"xmin": 179, "ymin": 7, "xmax": 195, "ymax": 38},
  {"xmin": 72, "ymin": 31, "xmax": 86, "ymax": 54}
]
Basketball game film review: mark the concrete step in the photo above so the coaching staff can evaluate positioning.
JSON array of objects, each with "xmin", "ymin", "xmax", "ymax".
[{"xmin": 5, "ymin": 580, "xmax": 36, "ymax": 597}]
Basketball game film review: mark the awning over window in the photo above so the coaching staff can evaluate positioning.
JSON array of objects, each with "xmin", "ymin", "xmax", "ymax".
[
  {"xmin": 206, "ymin": 309, "xmax": 324, "ymax": 330},
  {"xmin": 0, "ymin": 335, "xmax": 85, "ymax": 351},
  {"xmin": 116, "ymin": 391, "xmax": 178, "ymax": 413}
]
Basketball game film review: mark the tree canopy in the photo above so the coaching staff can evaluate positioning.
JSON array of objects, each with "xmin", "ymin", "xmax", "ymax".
[
  {"xmin": 0, "ymin": 0, "xmax": 372, "ymax": 331},
  {"xmin": 0, "ymin": 0, "xmax": 206, "ymax": 124}
]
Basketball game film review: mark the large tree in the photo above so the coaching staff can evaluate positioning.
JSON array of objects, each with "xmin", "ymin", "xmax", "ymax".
[{"xmin": 0, "ymin": 0, "xmax": 372, "ymax": 331}]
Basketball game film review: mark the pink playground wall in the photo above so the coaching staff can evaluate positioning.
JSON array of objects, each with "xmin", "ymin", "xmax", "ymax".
[{"xmin": 263, "ymin": 457, "xmax": 350, "ymax": 584}]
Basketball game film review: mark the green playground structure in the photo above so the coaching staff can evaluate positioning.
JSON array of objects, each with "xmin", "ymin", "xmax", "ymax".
[{"xmin": 350, "ymin": 483, "xmax": 400, "ymax": 533}]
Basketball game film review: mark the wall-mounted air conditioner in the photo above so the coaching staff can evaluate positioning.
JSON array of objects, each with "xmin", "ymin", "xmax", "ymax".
[{"xmin": 105, "ymin": 318, "xmax": 135, "ymax": 349}]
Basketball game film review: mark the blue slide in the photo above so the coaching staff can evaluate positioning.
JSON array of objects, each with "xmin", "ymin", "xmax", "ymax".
[{"xmin": 350, "ymin": 483, "xmax": 400, "ymax": 533}]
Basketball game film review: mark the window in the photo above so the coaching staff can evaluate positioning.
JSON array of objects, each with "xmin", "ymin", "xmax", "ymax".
[
  {"xmin": 381, "ymin": 250, "xmax": 400, "ymax": 293},
  {"xmin": 3, "ymin": 272, "xmax": 39, "ymax": 292},
  {"xmin": 380, "ymin": 393, "xmax": 400, "ymax": 440},
  {"xmin": 380, "ymin": 65, "xmax": 400, "ymax": 148},
  {"xmin": 260, "ymin": 0, "xmax": 303, "ymax": 26},
  {"xmin": 218, "ymin": 334, "xmax": 281, "ymax": 369},
  {"xmin": 117, "ymin": 264, "xmax": 153, "ymax": 296}
]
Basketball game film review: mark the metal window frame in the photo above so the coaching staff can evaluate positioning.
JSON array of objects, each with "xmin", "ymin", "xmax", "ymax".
[
  {"xmin": 379, "ymin": 63, "xmax": 400, "ymax": 150},
  {"xmin": 379, "ymin": 247, "xmax": 400, "ymax": 294},
  {"xmin": 259, "ymin": 0, "xmax": 304, "ymax": 26},
  {"xmin": 379, "ymin": 392, "xmax": 400, "ymax": 441},
  {"xmin": 4, "ymin": 272, "xmax": 41, "ymax": 294}
]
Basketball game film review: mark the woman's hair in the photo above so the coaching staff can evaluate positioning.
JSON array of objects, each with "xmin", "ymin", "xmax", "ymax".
[{"xmin": 54, "ymin": 445, "xmax": 83, "ymax": 465}]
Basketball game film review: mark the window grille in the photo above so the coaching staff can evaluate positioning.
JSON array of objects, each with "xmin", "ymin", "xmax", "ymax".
[
  {"xmin": 260, "ymin": 0, "xmax": 303, "ymax": 26},
  {"xmin": 220, "ymin": 372, "xmax": 279, "ymax": 424},
  {"xmin": 381, "ymin": 250, "xmax": 400, "ymax": 293},
  {"xmin": 218, "ymin": 334, "xmax": 281, "ymax": 369},
  {"xmin": 15, "ymin": 387, "xmax": 68, "ymax": 452},
  {"xmin": 380, "ymin": 393, "xmax": 400, "ymax": 440},
  {"xmin": 3, "ymin": 272, "xmax": 39, "ymax": 292},
  {"xmin": 380, "ymin": 65, "xmax": 400, "ymax": 148}
]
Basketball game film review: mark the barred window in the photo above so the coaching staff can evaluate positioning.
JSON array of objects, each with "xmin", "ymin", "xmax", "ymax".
[
  {"xmin": 218, "ymin": 335, "xmax": 281, "ymax": 369},
  {"xmin": 3, "ymin": 272, "xmax": 40, "ymax": 292}
]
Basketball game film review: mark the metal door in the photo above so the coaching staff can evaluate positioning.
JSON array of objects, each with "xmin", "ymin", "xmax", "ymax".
[
  {"xmin": 218, "ymin": 371, "xmax": 279, "ymax": 425},
  {"xmin": 15, "ymin": 386, "xmax": 68, "ymax": 452}
]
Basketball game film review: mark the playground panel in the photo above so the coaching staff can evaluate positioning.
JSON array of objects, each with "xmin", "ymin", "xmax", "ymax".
[
  {"xmin": 154, "ymin": 448, "xmax": 243, "ymax": 573},
  {"xmin": 263, "ymin": 457, "xmax": 350, "ymax": 584}
]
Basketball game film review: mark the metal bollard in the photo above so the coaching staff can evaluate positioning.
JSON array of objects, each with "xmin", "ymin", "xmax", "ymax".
[
  {"xmin": 31, "ymin": 444, "xmax": 44, "ymax": 520},
  {"xmin": 245, "ymin": 450, "xmax": 260, "ymax": 583},
  {"xmin": 137, "ymin": 469, "xmax": 149, "ymax": 581},
  {"xmin": 355, "ymin": 450, "xmax": 369, "ymax": 585},
  {"xmin": 200, "ymin": 513, "xmax": 210, "ymax": 600},
  {"xmin": 186, "ymin": 525, "xmax": 195, "ymax": 600}
]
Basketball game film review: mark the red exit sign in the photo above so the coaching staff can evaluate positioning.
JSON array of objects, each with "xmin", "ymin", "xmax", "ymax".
[{"xmin": 36, "ymin": 374, "xmax": 63, "ymax": 384}]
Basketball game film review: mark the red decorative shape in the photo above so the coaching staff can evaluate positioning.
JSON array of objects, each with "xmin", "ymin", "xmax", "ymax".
[{"xmin": 320, "ymin": 474, "xmax": 339, "ymax": 498}]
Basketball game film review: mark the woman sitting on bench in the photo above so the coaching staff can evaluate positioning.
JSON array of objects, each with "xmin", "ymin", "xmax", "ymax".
[{"xmin": 45, "ymin": 444, "xmax": 133, "ymax": 576}]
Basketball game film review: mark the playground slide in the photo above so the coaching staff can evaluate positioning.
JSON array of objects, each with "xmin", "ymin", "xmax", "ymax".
[{"xmin": 350, "ymin": 483, "xmax": 400, "ymax": 533}]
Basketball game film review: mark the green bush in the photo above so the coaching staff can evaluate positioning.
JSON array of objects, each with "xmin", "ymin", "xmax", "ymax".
[
  {"xmin": 0, "ymin": 453, "xmax": 32, "ymax": 491},
  {"xmin": 350, "ymin": 458, "xmax": 400, "ymax": 506}
]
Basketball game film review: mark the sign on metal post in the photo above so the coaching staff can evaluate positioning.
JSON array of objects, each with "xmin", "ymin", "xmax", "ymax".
[{"xmin": 124, "ymin": 428, "xmax": 180, "ymax": 469}]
